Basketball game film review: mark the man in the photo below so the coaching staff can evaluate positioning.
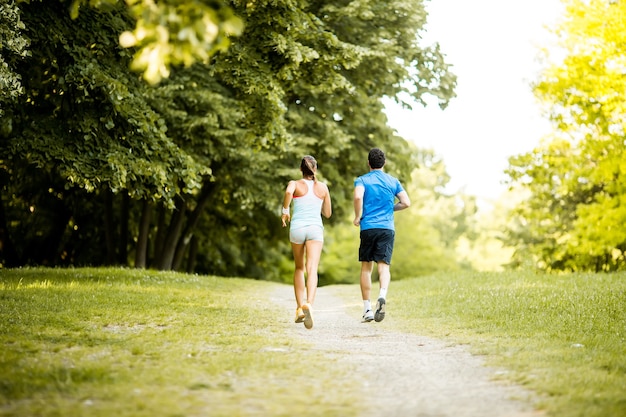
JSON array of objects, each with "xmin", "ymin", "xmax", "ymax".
[{"xmin": 353, "ymin": 148, "xmax": 411, "ymax": 322}]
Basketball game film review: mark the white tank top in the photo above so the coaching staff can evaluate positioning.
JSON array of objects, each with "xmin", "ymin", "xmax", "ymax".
[{"xmin": 290, "ymin": 180, "xmax": 324, "ymax": 230}]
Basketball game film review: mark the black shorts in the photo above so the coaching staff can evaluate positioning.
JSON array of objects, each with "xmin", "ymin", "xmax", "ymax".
[{"xmin": 359, "ymin": 228, "xmax": 395, "ymax": 265}]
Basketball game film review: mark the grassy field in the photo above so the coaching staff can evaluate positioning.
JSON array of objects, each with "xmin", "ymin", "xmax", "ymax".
[
  {"xmin": 391, "ymin": 271, "xmax": 626, "ymax": 417},
  {"xmin": 0, "ymin": 268, "xmax": 361, "ymax": 417},
  {"xmin": 0, "ymin": 268, "xmax": 624, "ymax": 417}
]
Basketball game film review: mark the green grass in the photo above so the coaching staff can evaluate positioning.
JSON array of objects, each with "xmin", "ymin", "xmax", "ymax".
[
  {"xmin": 391, "ymin": 271, "xmax": 626, "ymax": 417},
  {"xmin": 0, "ymin": 268, "xmax": 361, "ymax": 417},
  {"xmin": 1, "ymin": 268, "xmax": 625, "ymax": 417}
]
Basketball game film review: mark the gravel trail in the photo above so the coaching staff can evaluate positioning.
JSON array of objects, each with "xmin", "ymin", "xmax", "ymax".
[{"xmin": 270, "ymin": 284, "xmax": 543, "ymax": 417}]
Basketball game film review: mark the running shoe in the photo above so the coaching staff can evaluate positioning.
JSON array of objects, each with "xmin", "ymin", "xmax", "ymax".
[
  {"xmin": 362, "ymin": 309, "xmax": 374, "ymax": 322},
  {"xmin": 295, "ymin": 307, "xmax": 305, "ymax": 323},
  {"xmin": 374, "ymin": 297, "xmax": 386, "ymax": 322},
  {"xmin": 302, "ymin": 303, "xmax": 314, "ymax": 329}
]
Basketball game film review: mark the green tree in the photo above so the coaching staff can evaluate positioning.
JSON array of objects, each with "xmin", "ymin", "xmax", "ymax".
[
  {"xmin": 505, "ymin": 0, "xmax": 626, "ymax": 272},
  {"xmin": 393, "ymin": 149, "xmax": 476, "ymax": 277},
  {"xmin": 0, "ymin": 1, "xmax": 29, "ymax": 119},
  {"xmin": 0, "ymin": 0, "xmax": 457, "ymax": 277},
  {"xmin": 1, "ymin": 2, "xmax": 207, "ymax": 267},
  {"xmin": 505, "ymin": 138, "xmax": 583, "ymax": 270}
]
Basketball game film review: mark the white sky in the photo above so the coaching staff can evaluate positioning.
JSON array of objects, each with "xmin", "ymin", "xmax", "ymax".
[{"xmin": 385, "ymin": 0, "xmax": 564, "ymax": 204}]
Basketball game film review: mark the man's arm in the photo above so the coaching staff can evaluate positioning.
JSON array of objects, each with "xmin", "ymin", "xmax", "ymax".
[
  {"xmin": 394, "ymin": 190, "xmax": 411, "ymax": 211},
  {"xmin": 353, "ymin": 185, "xmax": 365, "ymax": 226}
]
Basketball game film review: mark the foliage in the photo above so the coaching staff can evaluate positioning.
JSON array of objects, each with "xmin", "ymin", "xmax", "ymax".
[
  {"xmin": 456, "ymin": 192, "xmax": 518, "ymax": 272},
  {"xmin": 68, "ymin": 0, "xmax": 244, "ymax": 84},
  {"xmin": 504, "ymin": 0, "xmax": 626, "ymax": 272},
  {"xmin": 393, "ymin": 149, "xmax": 476, "ymax": 277},
  {"xmin": 0, "ymin": 0, "xmax": 458, "ymax": 277},
  {"xmin": 0, "ymin": 1, "xmax": 30, "ymax": 119},
  {"xmin": 6, "ymin": 3, "xmax": 206, "ymax": 203}
]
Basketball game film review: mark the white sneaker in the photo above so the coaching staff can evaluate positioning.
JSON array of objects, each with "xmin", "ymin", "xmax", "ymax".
[{"xmin": 362, "ymin": 309, "xmax": 374, "ymax": 322}]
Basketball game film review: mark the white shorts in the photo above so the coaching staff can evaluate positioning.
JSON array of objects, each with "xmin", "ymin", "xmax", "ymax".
[{"xmin": 289, "ymin": 225, "xmax": 324, "ymax": 244}]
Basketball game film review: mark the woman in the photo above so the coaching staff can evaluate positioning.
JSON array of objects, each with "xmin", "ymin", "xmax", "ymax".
[{"xmin": 281, "ymin": 155, "xmax": 332, "ymax": 329}]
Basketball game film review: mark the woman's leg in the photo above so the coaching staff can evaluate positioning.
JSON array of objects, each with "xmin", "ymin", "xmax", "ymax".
[
  {"xmin": 304, "ymin": 239, "xmax": 323, "ymax": 305},
  {"xmin": 291, "ymin": 242, "xmax": 306, "ymax": 308}
]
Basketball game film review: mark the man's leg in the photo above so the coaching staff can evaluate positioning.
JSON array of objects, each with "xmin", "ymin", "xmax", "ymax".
[
  {"xmin": 360, "ymin": 260, "xmax": 374, "ymax": 300},
  {"xmin": 374, "ymin": 262, "xmax": 390, "ymax": 322},
  {"xmin": 360, "ymin": 261, "xmax": 374, "ymax": 321},
  {"xmin": 377, "ymin": 261, "xmax": 390, "ymax": 294}
]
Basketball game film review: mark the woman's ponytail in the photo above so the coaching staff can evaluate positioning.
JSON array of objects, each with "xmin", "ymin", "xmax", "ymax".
[{"xmin": 301, "ymin": 155, "xmax": 318, "ymax": 181}]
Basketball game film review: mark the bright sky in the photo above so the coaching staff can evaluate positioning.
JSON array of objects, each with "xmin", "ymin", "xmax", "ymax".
[{"xmin": 385, "ymin": 0, "xmax": 564, "ymax": 204}]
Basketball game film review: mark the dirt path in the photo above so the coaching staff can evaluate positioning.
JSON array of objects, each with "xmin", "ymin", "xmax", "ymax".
[{"xmin": 270, "ymin": 284, "xmax": 543, "ymax": 417}]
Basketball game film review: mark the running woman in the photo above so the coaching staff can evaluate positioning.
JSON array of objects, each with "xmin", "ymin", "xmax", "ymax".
[{"xmin": 281, "ymin": 155, "xmax": 332, "ymax": 329}]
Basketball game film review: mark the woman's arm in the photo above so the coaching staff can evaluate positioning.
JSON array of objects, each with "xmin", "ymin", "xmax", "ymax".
[
  {"xmin": 281, "ymin": 181, "xmax": 297, "ymax": 227},
  {"xmin": 321, "ymin": 183, "xmax": 332, "ymax": 218}
]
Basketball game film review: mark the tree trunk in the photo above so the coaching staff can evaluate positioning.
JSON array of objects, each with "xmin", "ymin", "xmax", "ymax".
[
  {"xmin": 172, "ymin": 181, "xmax": 216, "ymax": 271},
  {"xmin": 118, "ymin": 193, "xmax": 129, "ymax": 265},
  {"xmin": 103, "ymin": 190, "xmax": 116, "ymax": 265},
  {"xmin": 186, "ymin": 235, "xmax": 198, "ymax": 273},
  {"xmin": 0, "ymin": 188, "xmax": 20, "ymax": 267},
  {"xmin": 152, "ymin": 204, "xmax": 167, "ymax": 268},
  {"xmin": 135, "ymin": 199, "xmax": 152, "ymax": 269},
  {"xmin": 38, "ymin": 200, "xmax": 72, "ymax": 265},
  {"xmin": 155, "ymin": 197, "xmax": 187, "ymax": 270}
]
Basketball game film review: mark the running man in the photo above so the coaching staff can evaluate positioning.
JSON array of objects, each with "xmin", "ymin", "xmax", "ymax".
[{"xmin": 353, "ymin": 148, "xmax": 410, "ymax": 322}]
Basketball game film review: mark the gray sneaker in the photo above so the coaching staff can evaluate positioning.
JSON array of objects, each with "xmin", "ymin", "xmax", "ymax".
[
  {"xmin": 302, "ymin": 303, "xmax": 314, "ymax": 329},
  {"xmin": 374, "ymin": 297, "xmax": 386, "ymax": 322},
  {"xmin": 362, "ymin": 309, "xmax": 374, "ymax": 322}
]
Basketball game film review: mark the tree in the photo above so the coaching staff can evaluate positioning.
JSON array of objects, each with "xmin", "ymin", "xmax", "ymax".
[
  {"xmin": 392, "ymin": 149, "xmax": 476, "ymax": 277},
  {"xmin": 505, "ymin": 138, "xmax": 586, "ymax": 270},
  {"xmin": 139, "ymin": 0, "xmax": 457, "ymax": 276},
  {"xmin": 1, "ymin": 2, "xmax": 208, "ymax": 266},
  {"xmin": 0, "ymin": 0, "xmax": 457, "ymax": 277},
  {"xmin": 505, "ymin": 0, "xmax": 626, "ymax": 272}
]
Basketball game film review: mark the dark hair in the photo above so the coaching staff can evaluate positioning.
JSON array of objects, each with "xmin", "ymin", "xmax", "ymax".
[
  {"xmin": 300, "ymin": 155, "xmax": 317, "ymax": 180},
  {"xmin": 368, "ymin": 148, "xmax": 385, "ymax": 169}
]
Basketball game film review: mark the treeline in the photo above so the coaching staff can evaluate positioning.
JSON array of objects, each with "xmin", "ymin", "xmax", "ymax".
[
  {"xmin": 504, "ymin": 0, "xmax": 626, "ymax": 273},
  {"xmin": 8, "ymin": 1, "xmax": 622, "ymax": 278},
  {"xmin": 0, "ymin": 0, "xmax": 464, "ymax": 280}
]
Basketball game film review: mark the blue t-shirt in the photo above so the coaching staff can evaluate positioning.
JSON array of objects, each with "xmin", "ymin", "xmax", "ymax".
[{"xmin": 354, "ymin": 170, "xmax": 404, "ymax": 231}]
